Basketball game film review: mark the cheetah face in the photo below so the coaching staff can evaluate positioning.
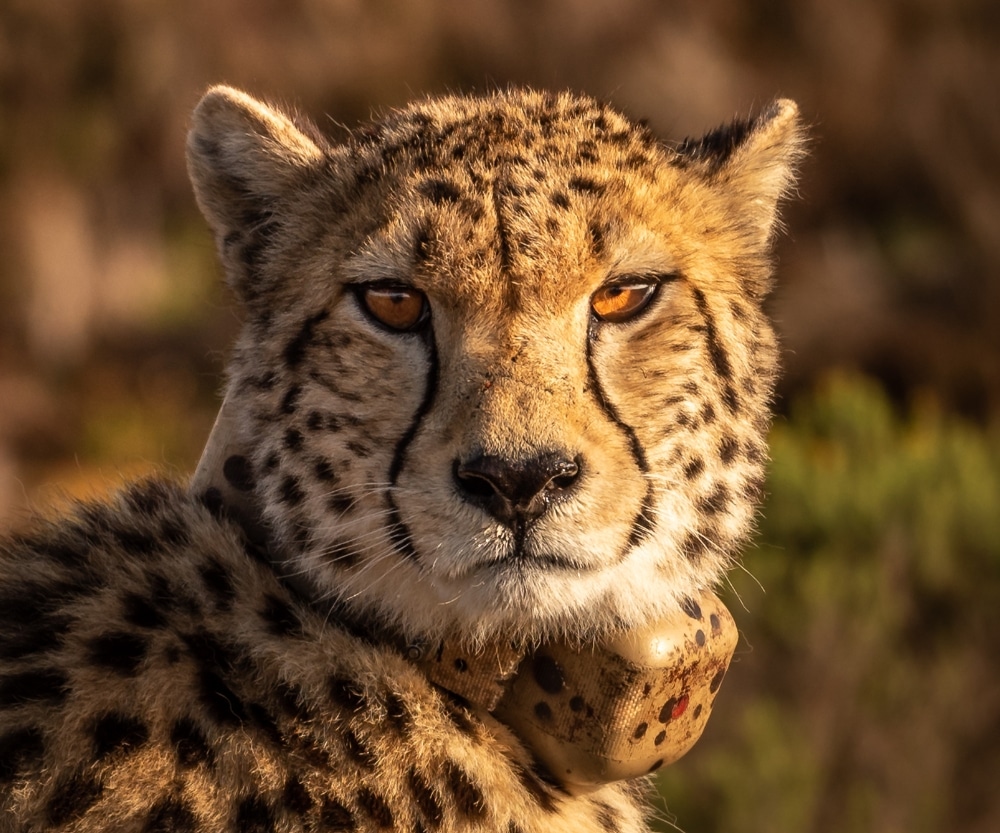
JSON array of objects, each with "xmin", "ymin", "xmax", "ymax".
[{"xmin": 188, "ymin": 88, "xmax": 802, "ymax": 645}]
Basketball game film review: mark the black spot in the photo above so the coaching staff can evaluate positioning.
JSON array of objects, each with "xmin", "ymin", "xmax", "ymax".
[
  {"xmin": 719, "ymin": 435, "xmax": 740, "ymax": 465},
  {"xmin": 246, "ymin": 702, "xmax": 284, "ymax": 747},
  {"xmin": 588, "ymin": 221, "xmax": 606, "ymax": 256},
  {"xmin": 143, "ymin": 797, "xmax": 198, "ymax": 833},
  {"xmin": 46, "ymin": 771, "xmax": 103, "ymax": 826},
  {"xmin": 223, "ymin": 455, "xmax": 255, "ymax": 492},
  {"xmin": 87, "ymin": 631, "xmax": 148, "ymax": 676},
  {"xmin": 328, "ymin": 493, "xmax": 356, "ymax": 514},
  {"xmin": 699, "ymin": 484, "xmax": 730, "ymax": 516},
  {"xmin": 125, "ymin": 479, "xmax": 172, "ymax": 515},
  {"xmin": 408, "ymin": 769, "xmax": 443, "ymax": 827},
  {"xmin": 648, "ymin": 758, "xmax": 665, "ymax": 773},
  {"xmin": 314, "ymin": 459, "xmax": 337, "ymax": 482},
  {"xmin": 356, "ymin": 787, "xmax": 393, "ymax": 828},
  {"xmin": 199, "ymin": 559, "xmax": 236, "ymax": 611},
  {"xmin": 694, "ymin": 703, "xmax": 704, "ymax": 719},
  {"xmin": 319, "ymin": 797, "xmax": 355, "ymax": 829},
  {"xmin": 170, "ymin": 718, "xmax": 211, "ymax": 767},
  {"xmin": 696, "ymin": 629, "xmax": 707, "ymax": 646},
  {"xmin": 280, "ymin": 475, "xmax": 305, "ymax": 506},
  {"xmin": 710, "ymin": 613, "xmax": 721, "ymax": 632},
  {"xmin": 534, "ymin": 701, "xmax": 553, "ymax": 722},
  {"xmin": 453, "ymin": 657, "xmax": 468, "ymax": 673},
  {"xmin": 199, "ymin": 669, "xmax": 247, "ymax": 726},
  {"xmin": 569, "ymin": 696, "xmax": 585, "ymax": 712},
  {"xmin": 281, "ymin": 384, "xmax": 303, "ymax": 414},
  {"xmin": 284, "ymin": 309, "xmax": 330, "ymax": 368},
  {"xmin": 568, "ymin": 175, "xmax": 605, "ymax": 195},
  {"xmin": 261, "ymin": 594, "xmax": 302, "ymax": 637},
  {"xmin": 710, "ymin": 668, "xmax": 726, "ymax": 693},
  {"xmin": 414, "ymin": 224, "xmax": 434, "ymax": 262},
  {"xmin": 633, "ymin": 722, "xmax": 648, "ymax": 740},
  {"xmin": 681, "ymin": 597, "xmax": 703, "ymax": 620},
  {"xmin": 683, "ymin": 458, "xmax": 705, "ymax": 480},
  {"xmin": 654, "ymin": 729, "xmax": 667, "ymax": 746},
  {"xmin": 236, "ymin": 795, "xmax": 277, "ymax": 833},
  {"xmin": 659, "ymin": 697, "xmax": 680, "ymax": 724},
  {"xmin": 282, "ymin": 776, "xmax": 313, "ymax": 815},
  {"xmin": 419, "ymin": 178, "xmax": 462, "ymax": 204},
  {"xmin": 442, "ymin": 697, "xmax": 479, "ymax": 736},
  {"xmin": 722, "ymin": 383, "xmax": 740, "ymax": 413},
  {"xmin": 92, "ymin": 712, "xmax": 148, "ymax": 760},
  {"xmin": 123, "ymin": 592, "xmax": 168, "ymax": 629},
  {"xmin": 550, "ymin": 191, "xmax": 570, "ymax": 210},
  {"xmin": 445, "ymin": 761, "xmax": 487, "ymax": 819},
  {"xmin": 532, "ymin": 654, "xmax": 566, "ymax": 694},
  {"xmin": 328, "ymin": 676, "xmax": 366, "ymax": 712},
  {"xmin": 385, "ymin": 692, "xmax": 412, "ymax": 735},
  {"xmin": 4, "ymin": 662, "xmax": 70, "ymax": 708},
  {"xmin": 284, "ymin": 428, "xmax": 304, "ymax": 452},
  {"xmin": 200, "ymin": 487, "xmax": 225, "ymax": 517},
  {"xmin": 112, "ymin": 526, "xmax": 158, "ymax": 557},
  {"xmin": 0, "ymin": 726, "xmax": 45, "ymax": 781},
  {"xmin": 344, "ymin": 729, "xmax": 377, "ymax": 770},
  {"xmin": 159, "ymin": 518, "xmax": 191, "ymax": 549}
]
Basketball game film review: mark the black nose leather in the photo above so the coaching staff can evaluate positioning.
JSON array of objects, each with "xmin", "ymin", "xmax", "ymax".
[{"xmin": 453, "ymin": 452, "xmax": 581, "ymax": 527}]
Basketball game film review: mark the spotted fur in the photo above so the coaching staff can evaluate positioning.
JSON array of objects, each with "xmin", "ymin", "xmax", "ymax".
[{"xmin": 1, "ymin": 87, "xmax": 803, "ymax": 831}]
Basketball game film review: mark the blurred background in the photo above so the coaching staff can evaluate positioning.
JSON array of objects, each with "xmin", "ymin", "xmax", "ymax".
[{"xmin": 1, "ymin": 1, "xmax": 998, "ymax": 831}]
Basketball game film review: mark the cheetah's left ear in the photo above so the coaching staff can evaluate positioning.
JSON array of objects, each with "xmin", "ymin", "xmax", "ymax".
[
  {"xmin": 186, "ymin": 86, "xmax": 328, "ymax": 303},
  {"xmin": 680, "ymin": 99, "xmax": 806, "ymax": 252}
]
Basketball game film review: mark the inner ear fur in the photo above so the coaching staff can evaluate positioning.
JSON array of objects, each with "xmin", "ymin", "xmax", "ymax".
[
  {"xmin": 680, "ymin": 99, "xmax": 806, "ymax": 259},
  {"xmin": 186, "ymin": 86, "xmax": 328, "ymax": 302}
]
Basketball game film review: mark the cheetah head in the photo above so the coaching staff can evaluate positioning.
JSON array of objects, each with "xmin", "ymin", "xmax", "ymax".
[{"xmin": 187, "ymin": 87, "xmax": 803, "ymax": 647}]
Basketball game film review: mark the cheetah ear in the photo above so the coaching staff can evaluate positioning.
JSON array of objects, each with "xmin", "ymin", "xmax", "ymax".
[
  {"xmin": 186, "ymin": 86, "xmax": 327, "ymax": 301},
  {"xmin": 680, "ymin": 99, "xmax": 805, "ymax": 251}
]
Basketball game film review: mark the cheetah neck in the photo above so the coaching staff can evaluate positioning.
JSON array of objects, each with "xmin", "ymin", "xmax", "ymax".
[{"xmin": 190, "ymin": 396, "xmax": 738, "ymax": 791}]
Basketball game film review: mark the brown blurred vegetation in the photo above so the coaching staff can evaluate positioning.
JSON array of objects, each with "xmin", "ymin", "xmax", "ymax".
[{"xmin": 1, "ymin": 1, "xmax": 999, "ymax": 832}]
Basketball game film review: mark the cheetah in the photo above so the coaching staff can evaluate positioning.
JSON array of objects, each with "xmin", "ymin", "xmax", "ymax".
[{"xmin": 0, "ymin": 87, "xmax": 803, "ymax": 832}]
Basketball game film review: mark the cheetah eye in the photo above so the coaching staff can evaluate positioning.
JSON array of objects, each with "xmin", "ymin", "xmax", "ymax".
[
  {"xmin": 356, "ymin": 284, "xmax": 430, "ymax": 332},
  {"xmin": 590, "ymin": 281, "xmax": 659, "ymax": 323}
]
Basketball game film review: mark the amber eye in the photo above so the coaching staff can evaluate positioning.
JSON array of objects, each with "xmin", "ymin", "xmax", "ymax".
[
  {"xmin": 590, "ymin": 282, "xmax": 658, "ymax": 323},
  {"xmin": 358, "ymin": 284, "xmax": 429, "ymax": 332}
]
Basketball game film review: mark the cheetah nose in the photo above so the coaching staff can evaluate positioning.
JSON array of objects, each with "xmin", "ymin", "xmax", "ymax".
[{"xmin": 453, "ymin": 452, "xmax": 581, "ymax": 527}]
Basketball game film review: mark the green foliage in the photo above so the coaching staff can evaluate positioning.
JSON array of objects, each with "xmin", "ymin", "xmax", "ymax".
[{"xmin": 655, "ymin": 374, "xmax": 1000, "ymax": 833}]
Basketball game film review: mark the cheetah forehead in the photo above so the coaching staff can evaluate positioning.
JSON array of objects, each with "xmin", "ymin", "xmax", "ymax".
[{"xmin": 188, "ymin": 86, "xmax": 803, "ymax": 313}]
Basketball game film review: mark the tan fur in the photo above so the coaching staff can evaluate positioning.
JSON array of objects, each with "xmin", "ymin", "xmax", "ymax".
[{"xmin": 1, "ymin": 88, "xmax": 803, "ymax": 832}]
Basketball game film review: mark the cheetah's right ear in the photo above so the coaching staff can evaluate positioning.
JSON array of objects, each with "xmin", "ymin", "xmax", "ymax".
[
  {"xmin": 186, "ymin": 86, "xmax": 327, "ymax": 301},
  {"xmin": 678, "ymin": 99, "xmax": 806, "ymax": 271}
]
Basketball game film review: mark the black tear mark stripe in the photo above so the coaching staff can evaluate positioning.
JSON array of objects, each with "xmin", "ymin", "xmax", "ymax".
[
  {"xmin": 691, "ymin": 288, "xmax": 740, "ymax": 413},
  {"xmin": 284, "ymin": 309, "xmax": 331, "ymax": 369},
  {"xmin": 385, "ymin": 330, "xmax": 440, "ymax": 563},
  {"xmin": 584, "ymin": 336, "xmax": 656, "ymax": 549}
]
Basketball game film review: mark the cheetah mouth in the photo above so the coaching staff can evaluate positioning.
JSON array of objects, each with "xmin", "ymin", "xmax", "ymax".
[{"xmin": 472, "ymin": 546, "xmax": 593, "ymax": 575}]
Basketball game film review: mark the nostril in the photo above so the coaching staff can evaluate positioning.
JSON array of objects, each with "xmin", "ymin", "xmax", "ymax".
[
  {"xmin": 547, "ymin": 459, "xmax": 580, "ymax": 492},
  {"xmin": 453, "ymin": 452, "xmax": 582, "ymax": 527},
  {"xmin": 452, "ymin": 464, "xmax": 500, "ymax": 500}
]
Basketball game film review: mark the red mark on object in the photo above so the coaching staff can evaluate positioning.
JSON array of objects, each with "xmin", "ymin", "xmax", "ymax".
[{"xmin": 671, "ymin": 695, "xmax": 689, "ymax": 720}]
